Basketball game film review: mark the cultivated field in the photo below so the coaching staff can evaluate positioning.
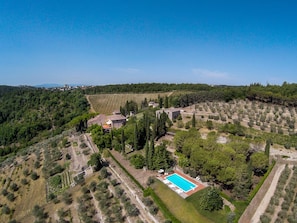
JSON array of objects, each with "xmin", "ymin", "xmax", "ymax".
[
  {"xmin": 181, "ymin": 99, "xmax": 297, "ymax": 136},
  {"xmin": 0, "ymin": 130, "xmax": 161, "ymax": 223},
  {"xmin": 259, "ymin": 164, "xmax": 297, "ymax": 223},
  {"xmin": 86, "ymin": 92, "xmax": 172, "ymax": 114}
]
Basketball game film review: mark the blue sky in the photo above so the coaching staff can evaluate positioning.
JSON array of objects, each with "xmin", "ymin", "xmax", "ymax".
[{"xmin": 1, "ymin": 0, "xmax": 297, "ymax": 86}]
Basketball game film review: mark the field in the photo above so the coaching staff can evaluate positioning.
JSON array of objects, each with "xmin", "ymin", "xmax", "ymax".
[
  {"xmin": 0, "ymin": 130, "xmax": 161, "ymax": 223},
  {"xmin": 86, "ymin": 92, "xmax": 172, "ymax": 114},
  {"xmin": 152, "ymin": 180, "xmax": 213, "ymax": 223},
  {"xmin": 0, "ymin": 131, "xmax": 92, "ymax": 223},
  {"xmin": 259, "ymin": 164, "xmax": 297, "ymax": 223},
  {"xmin": 180, "ymin": 100, "xmax": 297, "ymax": 135},
  {"xmin": 0, "ymin": 147, "xmax": 46, "ymax": 222}
]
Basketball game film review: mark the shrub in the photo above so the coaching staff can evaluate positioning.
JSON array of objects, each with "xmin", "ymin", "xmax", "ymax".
[
  {"xmin": 62, "ymin": 192, "xmax": 72, "ymax": 205},
  {"xmin": 199, "ymin": 187, "xmax": 223, "ymax": 211},
  {"xmin": 149, "ymin": 205, "xmax": 159, "ymax": 215},
  {"xmin": 23, "ymin": 168, "xmax": 30, "ymax": 176},
  {"xmin": 115, "ymin": 186, "xmax": 124, "ymax": 198},
  {"xmin": 111, "ymin": 179, "xmax": 118, "ymax": 186},
  {"xmin": 146, "ymin": 176, "xmax": 155, "ymax": 186},
  {"xmin": 7, "ymin": 192, "xmax": 15, "ymax": 202},
  {"xmin": 100, "ymin": 167, "xmax": 109, "ymax": 179},
  {"xmin": 125, "ymin": 202, "xmax": 139, "ymax": 216},
  {"xmin": 2, "ymin": 189, "xmax": 8, "ymax": 196},
  {"xmin": 130, "ymin": 154, "xmax": 145, "ymax": 169},
  {"xmin": 31, "ymin": 171, "xmax": 39, "ymax": 180},
  {"xmin": 143, "ymin": 197, "xmax": 153, "ymax": 206},
  {"xmin": 48, "ymin": 193, "xmax": 56, "ymax": 201},
  {"xmin": 260, "ymin": 214, "xmax": 271, "ymax": 223},
  {"xmin": 21, "ymin": 178, "xmax": 29, "ymax": 185},
  {"xmin": 2, "ymin": 204, "xmax": 10, "ymax": 215},
  {"xmin": 34, "ymin": 161, "xmax": 41, "ymax": 169},
  {"xmin": 89, "ymin": 181, "xmax": 97, "ymax": 192}
]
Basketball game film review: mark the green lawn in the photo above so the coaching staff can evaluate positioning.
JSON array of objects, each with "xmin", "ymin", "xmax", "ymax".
[
  {"xmin": 186, "ymin": 188, "xmax": 232, "ymax": 223},
  {"xmin": 152, "ymin": 180, "xmax": 213, "ymax": 223}
]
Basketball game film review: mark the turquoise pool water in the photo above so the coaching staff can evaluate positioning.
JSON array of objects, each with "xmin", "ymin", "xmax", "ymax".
[{"xmin": 166, "ymin": 173, "xmax": 197, "ymax": 192}]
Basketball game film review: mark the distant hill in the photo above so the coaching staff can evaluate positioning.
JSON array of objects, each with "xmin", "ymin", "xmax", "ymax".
[
  {"xmin": 34, "ymin": 83, "xmax": 85, "ymax": 88},
  {"xmin": 34, "ymin": 83, "xmax": 63, "ymax": 88}
]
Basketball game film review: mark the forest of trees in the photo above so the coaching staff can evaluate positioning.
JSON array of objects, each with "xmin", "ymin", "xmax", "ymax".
[
  {"xmin": 174, "ymin": 129, "xmax": 269, "ymax": 199},
  {"xmin": 0, "ymin": 86, "xmax": 89, "ymax": 157}
]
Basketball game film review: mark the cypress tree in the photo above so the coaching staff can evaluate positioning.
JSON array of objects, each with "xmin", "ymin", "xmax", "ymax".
[
  {"xmin": 134, "ymin": 123, "xmax": 138, "ymax": 150},
  {"xmin": 121, "ymin": 129, "xmax": 125, "ymax": 155},
  {"xmin": 265, "ymin": 139, "xmax": 271, "ymax": 157},
  {"xmin": 164, "ymin": 96, "xmax": 169, "ymax": 108},
  {"xmin": 147, "ymin": 137, "xmax": 155, "ymax": 170},
  {"xmin": 192, "ymin": 113, "xmax": 196, "ymax": 128},
  {"xmin": 145, "ymin": 140, "xmax": 149, "ymax": 168},
  {"xmin": 145, "ymin": 112, "xmax": 150, "ymax": 141},
  {"xmin": 158, "ymin": 95, "xmax": 163, "ymax": 108}
]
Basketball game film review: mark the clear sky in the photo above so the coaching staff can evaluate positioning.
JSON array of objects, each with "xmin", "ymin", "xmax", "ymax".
[{"xmin": 1, "ymin": 0, "xmax": 297, "ymax": 86}]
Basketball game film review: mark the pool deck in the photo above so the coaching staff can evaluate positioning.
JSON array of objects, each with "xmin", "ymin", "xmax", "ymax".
[{"xmin": 158, "ymin": 169, "xmax": 207, "ymax": 198}]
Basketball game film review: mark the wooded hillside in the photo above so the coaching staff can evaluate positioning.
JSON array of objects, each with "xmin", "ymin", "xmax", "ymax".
[{"xmin": 0, "ymin": 86, "xmax": 89, "ymax": 156}]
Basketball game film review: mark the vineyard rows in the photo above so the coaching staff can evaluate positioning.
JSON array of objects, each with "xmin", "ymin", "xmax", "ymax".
[
  {"xmin": 87, "ymin": 93, "xmax": 170, "ymax": 114},
  {"xmin": 61, "ymin": 170, "xmax": 72, "ymax": 189}
]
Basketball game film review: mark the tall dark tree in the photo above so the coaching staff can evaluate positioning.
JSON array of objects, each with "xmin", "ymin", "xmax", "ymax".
[
  {"xmin": 164, "ymin": 96, "xmax": 169, "ymax": 108},
  {"xmin": 192, "ymin": 113, "xmax": 196, "ymax": 128},
  {"xmin": 147, "ymin": 138, "xmax": 155, "ymax": 170},
  {"xmin": 155, "ymin": 111, "xmax": 168, "ymax": 140},
  {"xmin": 158, "ymin": 95, "xmax": 163, "ymax": 108},
  {"xmin": 265, "ymin": 139, "xmax": 271, "ymax": 157},
  {"xmin": 233, "ymin": 166, "xmax": 252, "ymax": 200},
  {"xmin": 133, "ymin": 123, "xmax": 138, "ymax": 150},
  {"xmin": 145, "ymin": 140, "xmax": 149, "ymax": 169},
  {"xmin": 153, "ymin": 143, "xmax": 171, "ymax": 170},
  {"xmin": 121, "ymin": 129, "xmax": 125, "ymax": 155}
]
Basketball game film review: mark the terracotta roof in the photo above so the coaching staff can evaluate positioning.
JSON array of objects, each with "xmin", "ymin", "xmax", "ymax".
[{"xmin": 107, "ymin": 114, "xmax": 126, "ymax": 121}]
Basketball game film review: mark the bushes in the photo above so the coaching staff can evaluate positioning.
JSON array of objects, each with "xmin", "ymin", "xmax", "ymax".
[
  {"xmin": 31, "ymin": 171, "xmax": 39, "ymax": 180},
  {"xmin": 199, "ymin": 187, "xmax": 223, "ymax": 212},
  {"xmin": 62, "ymin": 192, "xmax": 72, "ymax": 205},
  {"xmin": 2, "ymin": 204, "xmax": 11, "ymax": 215},
  {"xmin": 129, "ymin": 154, "xmax": 145, "ymax": 169}
]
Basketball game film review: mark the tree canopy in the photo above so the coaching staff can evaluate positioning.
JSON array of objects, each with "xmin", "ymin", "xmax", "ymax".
[{"xmin": 0, "ymin": 86, "xmax": 89, "ymax": 156}]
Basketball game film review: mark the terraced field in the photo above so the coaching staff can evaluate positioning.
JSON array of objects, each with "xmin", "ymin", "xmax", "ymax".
[{"xmin": 86, "ymin": 92, "xmax": 171, "ymax": 114}]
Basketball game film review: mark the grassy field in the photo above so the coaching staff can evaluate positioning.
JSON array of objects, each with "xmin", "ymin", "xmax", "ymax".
[
  {"xmin": 186, "ymin": 188, "xmax": 232, "ymax": 223},
  {"xmin": 86, "ymin": 92, "xmax": 172, "ymax": 114},
  {"xmin": 152, "ymin": 180, "xmax": 213, "ymax": 223}
]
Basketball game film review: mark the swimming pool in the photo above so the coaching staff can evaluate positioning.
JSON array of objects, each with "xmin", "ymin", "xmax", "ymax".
[{"xmin": 166, "ymin": 173, "xmax": 197, "ymax": 192}]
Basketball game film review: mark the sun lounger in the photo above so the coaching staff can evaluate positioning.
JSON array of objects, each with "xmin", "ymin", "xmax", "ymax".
[
  {"xmin": 176, "ymin": 189, "xmax": 183, "ymax": 194},
  {"xmin": 163, "ymin": 179, "xmax": 170, "ymax": 184}
]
